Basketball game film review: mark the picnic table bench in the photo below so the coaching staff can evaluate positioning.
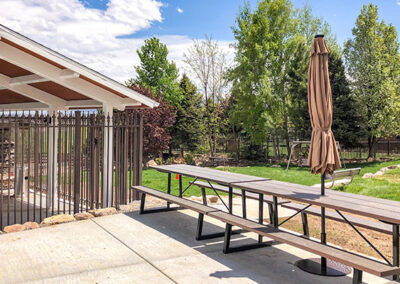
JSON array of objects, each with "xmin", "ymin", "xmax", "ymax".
[{"xmin": 133, "ymin": 164, "xmax": 400, "ymax": 283}]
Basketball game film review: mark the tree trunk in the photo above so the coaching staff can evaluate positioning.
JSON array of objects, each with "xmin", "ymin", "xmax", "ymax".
[
  {"xmin": 180, "ymin": 147, "xmax": 184, "ymax": 158},
  {"xmin": 367, "ymin": 136, "xmax": 376, "ymax": 159},
  {"xmin": 272, "ymin": 136, "xmax": 278, "ymax": 160}
]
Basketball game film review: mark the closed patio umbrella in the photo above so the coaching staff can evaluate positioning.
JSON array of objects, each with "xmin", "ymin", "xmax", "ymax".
[{"xmin": 295, "ymin": 35, "xmax": 349, "ymax": 276}]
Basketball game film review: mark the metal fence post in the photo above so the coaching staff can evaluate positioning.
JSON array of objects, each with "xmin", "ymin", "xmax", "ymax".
[{"xmin": 74, "ymin": 111, "xmax": 81, "ymax": 214}]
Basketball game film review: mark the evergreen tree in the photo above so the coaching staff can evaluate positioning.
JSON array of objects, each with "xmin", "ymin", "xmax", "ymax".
[
  {"xmin": 330, "ymin": 51, "xmax": 364, "ymax": 148},
  {"xmin": 170, "ymin": 74, "xmax": 204, "ymax": 156},
  {"xmin": 129, "ymin": 37, "xmax": 182, "ymax": 106}
]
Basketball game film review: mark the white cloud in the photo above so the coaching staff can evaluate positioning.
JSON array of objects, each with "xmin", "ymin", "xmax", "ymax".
[
  {"xmin": 177, "ymin": 7, "xmax": 183, "ymax": 14},
  {"xmin": 0, "ymin": 0, "xmax": 234, "ymax": 84},
  {"xmin": 397, "ymin": 0, "xmax": 400, "ymax": 6}
]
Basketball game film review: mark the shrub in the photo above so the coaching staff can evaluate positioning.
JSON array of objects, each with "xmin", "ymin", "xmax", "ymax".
[
  {"xmin": 184, "ymin": 153, "xmax": 195, "ymax": 165},
  {"xmin": 155, "ymin": 157, "xmax": 164, "ymax": 165}
]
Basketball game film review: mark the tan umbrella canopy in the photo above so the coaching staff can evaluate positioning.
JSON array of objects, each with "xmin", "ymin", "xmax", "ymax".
[{"xmin": 307, "ymin": 36, "xmax": 341, "ymax": 175}]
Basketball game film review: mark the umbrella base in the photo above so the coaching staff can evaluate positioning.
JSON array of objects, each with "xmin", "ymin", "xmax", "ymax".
[{"xmin": 295, "ymin": 258, "xmax": 351, "ymax": 276}]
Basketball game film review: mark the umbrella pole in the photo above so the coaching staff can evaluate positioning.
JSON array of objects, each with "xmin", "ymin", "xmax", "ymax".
[
  {"xmin": 320, "ymin": 173, "xmax": 327, "ymax": 273},
  {"xmin": 295, "ymin": 172, "xmax": 350, "ymax": 276}
]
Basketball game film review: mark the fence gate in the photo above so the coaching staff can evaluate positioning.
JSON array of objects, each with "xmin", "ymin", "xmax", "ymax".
[{"xmin": 0, "ymin": 110, "xmax": 143, "ymax": 229}]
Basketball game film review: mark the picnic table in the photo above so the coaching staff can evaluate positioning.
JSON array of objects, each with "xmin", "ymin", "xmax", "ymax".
[{"xmin": 133, "ymin": 164, "xmax": 400, "ymax": 283}]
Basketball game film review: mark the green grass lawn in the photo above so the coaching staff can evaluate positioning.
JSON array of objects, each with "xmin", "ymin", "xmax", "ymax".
[{"xmin": 142, "ymin": 159, "xmax": 400, "ymax": 201}]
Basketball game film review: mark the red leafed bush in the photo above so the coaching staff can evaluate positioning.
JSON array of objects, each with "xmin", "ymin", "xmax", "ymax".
[{"xmin": 130, "ymin": 85, "xmax": 176, "ymax": 156}]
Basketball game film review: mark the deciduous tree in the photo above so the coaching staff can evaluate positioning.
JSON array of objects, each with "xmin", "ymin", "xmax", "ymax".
[
  {"xmin": 183, "ymin": 36, "xmax": 229, "ymax": 156},
  {"xmin": 129, "ymin": 37, "xmax": 182, "ymax": 106}
]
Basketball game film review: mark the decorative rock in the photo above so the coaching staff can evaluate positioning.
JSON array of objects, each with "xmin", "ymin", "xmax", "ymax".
[
  {"xmin": 88, "ymin": 207, "xmax": 117, "ymax": 217},
  {"xmin": 74, "ymin": 212, "xmax": 94, "ymax": 221},
  {"xmin": 119, "ymin": 203, "xmax": 139, "ymax": 212},
  {"xmin": 40, "ymin": 214, "xmax": 75, "ymax": 226},
  {"xmin": 208, "ymin": 196, "xmax": 219, "ymax": 203},
  {"xmin": 4, "ymin": 224, "xmax": 26, "ymax": 233},
  {"xmin": 145, "ymin": 160, "xmax": 157, "ymax": 168},
  {"xmin": 189, "ymin": 196, "xmax": 203, "ymax": 202},
  {"xmin": 374, "ymin": 171, "xmax": 384, "ymax": 176},
  {"xmin": 380, "ymin": 167, "xmax": 389, "ymax": 173},
  {"xmin": 271, "ymin": 164, "xmax": 281, "ymax": 168},
  {"xmin": 362, "ymin": 173, "xmax": 374, "ymax": 179},
  {"xmin": 387, "ymin": 165, "xmax": 397, "ymax": 170},
  {"xmin": 23, "ymin": 222, "xmax": 39, "ymax": 230}
]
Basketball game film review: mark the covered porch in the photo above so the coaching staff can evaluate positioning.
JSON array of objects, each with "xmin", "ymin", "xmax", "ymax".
[{"xmin": 0, "ymin": 24, "xmax": 157, "ymax": 228}]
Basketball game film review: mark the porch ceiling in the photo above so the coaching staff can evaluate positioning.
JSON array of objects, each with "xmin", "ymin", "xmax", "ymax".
[{"xmin": 0, "ymin": 25, "xmax": 159, "ymax": 111}]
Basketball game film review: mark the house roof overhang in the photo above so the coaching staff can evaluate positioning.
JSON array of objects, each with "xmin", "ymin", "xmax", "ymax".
[{"xmin": 0, "ymin": 24, "xmax": 159, "ymax": 111}]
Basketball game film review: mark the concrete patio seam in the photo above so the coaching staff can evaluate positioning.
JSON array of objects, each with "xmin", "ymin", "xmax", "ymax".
[{"xmin": 90, "ymin": 217, "xmax": 178, "ymax": 284}]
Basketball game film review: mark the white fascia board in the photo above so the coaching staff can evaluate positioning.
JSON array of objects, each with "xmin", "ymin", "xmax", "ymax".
[{"xmin": 0, "ymin": 25, "xmax": 159, "ymax": 108}]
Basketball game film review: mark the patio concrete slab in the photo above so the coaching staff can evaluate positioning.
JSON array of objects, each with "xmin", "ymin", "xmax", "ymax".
[
  {"xmin": 0, "ymin": 219, "xmax": 172, "ymax": 284},
  {"xmin": 0, "ymin": 208, "xmax": 395, "ymax": 284}
]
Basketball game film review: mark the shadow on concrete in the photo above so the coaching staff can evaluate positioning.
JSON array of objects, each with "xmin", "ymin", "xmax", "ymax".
[{"xmin": 124, "ymin": 209, "xmax": 355, "ymax": 284}]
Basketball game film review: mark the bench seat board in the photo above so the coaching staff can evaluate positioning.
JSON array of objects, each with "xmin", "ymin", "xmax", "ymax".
[
  {"xmin": 208, "ymin": 211, "xmax": 400, "ymax": 277},
  {"xmin": 133, "ymin": 186, "xmax": 219, "ymax": 215}
]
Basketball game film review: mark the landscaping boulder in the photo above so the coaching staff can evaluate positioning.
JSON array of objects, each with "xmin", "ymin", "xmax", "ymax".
[
  {"xmin": 271, "ymin": 164, "xmax": 281, "ymax": 168},
  {"xmin": 387, "ymin": 165, "xmax": 397, "ymax": 170},
  {"xmin": 380, "ymin": 167, "xmax": 390, "ymax": 173},
  {"xmin": 362, "ymin": 173, "xmax": 374, "ymax": 179},
  {"xmin": 74, "ymin": 212, "xmax": 94, "ymax": 221},
  {"xmin": 145, "ymin": 160, "xmax": 157, "ymax": 168},
  {"xmin": 374, "ymin": 171, "xmax": 384, "ymax": 176},
  {"xmin": 190, "ymin": 196, "xmax": 203, "ymax": 202},
  {"xmin": 23, "ymin": 222, "xmax": 39, "ymax": 230},
  {"xmin": 208, "ymin": 196, "xmax": 219, "ymax": 203},
  {"xmin": 4, "ymin": 224, "xmax": 26, "ymax": 233},
  {"xmin": 40, "ymin": 214, "xmax": 75, "ymax": 226},
  {"xmin": 88, "ymin": 207, "xmax": 117, "ymax": 217}
]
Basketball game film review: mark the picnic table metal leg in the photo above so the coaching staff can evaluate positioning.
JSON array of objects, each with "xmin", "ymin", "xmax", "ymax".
[
  {"xmin": 223, "ymin": 186, "xmax": 234, "ymax": 253},
  {"xmin": 258, "ymin": 193, "xmax": 263, "ymax": 243},
  {"xmin": 273, "ymin": 196, "xmax": 278, "ymax": 228},
  {"xmin": 241, "ymin": 189, "xmax": 247, "ymax": 218},
  {"xmin": 139, "ymin": 193, "xmax": 146, "ymax": 214},
  {"xmin": 301, "ymin": 212, "xmax": 309, "ymax": 237},
  {"xmin": 167, "ymin": 173, "xmax": 171, "ymax": 209},
  {"xmin": 138, "ymin": 173, "xmax": 180, "ymax": 214},
  {"xmin": 223, "ymin": 187, "xmax": 273, "ymax": 254},
  {"xmin": 352, "ymin": 269, "xmax": 362, "ymax": 284},
  {"xmin": 196, "ymin": 186, "xmax": 245, "ymax": 241},
  {"xmin": 393, "ymin": 224, "xmax": 399, "ymax": 280},
  {"xmin": 268, "ymin": 203, "xmax": 273, "ymax": 224},
  {"xmin": 179, "ymin": 174, "xmax": 183, "ymax": 197}
]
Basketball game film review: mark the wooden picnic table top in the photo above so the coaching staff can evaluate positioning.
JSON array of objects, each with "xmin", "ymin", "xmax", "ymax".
[
  {"xmin": 151, "ymin": 164, "xmax": 269, "ymax": 185},
  {"xmin": 151, "ymin": 164, "xmax": 400, "ymax": 225}
]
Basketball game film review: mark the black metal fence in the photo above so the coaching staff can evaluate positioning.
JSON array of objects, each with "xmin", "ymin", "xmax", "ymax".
[
  {"xmin": 341, "ymin": 140, "xmax": 400, "ymax": 160},
  {"xmin": 0, "ymin": 110, "xmax": 143, "ymax": 229}
]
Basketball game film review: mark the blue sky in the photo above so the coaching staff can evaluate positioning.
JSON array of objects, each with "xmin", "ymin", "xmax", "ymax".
[
  {"xmin": 82, "ymin": 0, "xmax": 400, "ymax": 45},
  {"xmin": 1, "ymin": 0, "xmax": 399, "ymax": 82}
]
